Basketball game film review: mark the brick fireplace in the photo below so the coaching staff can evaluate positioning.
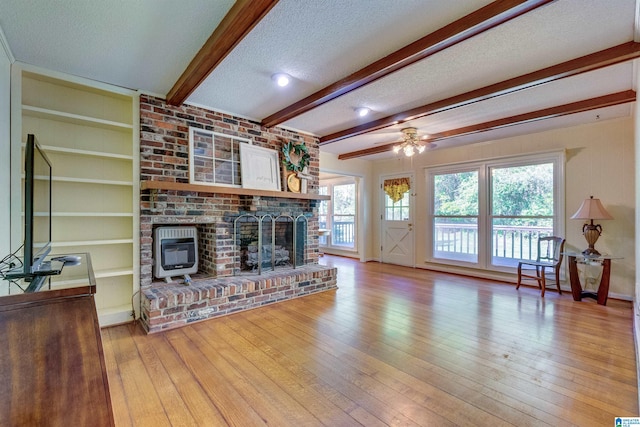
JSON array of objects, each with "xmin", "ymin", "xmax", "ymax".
[{"xmin": 138, "ymin": 95, "xmax": 337, "ymax": 333}]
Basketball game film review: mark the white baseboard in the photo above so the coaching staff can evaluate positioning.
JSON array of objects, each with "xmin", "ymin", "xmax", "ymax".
[
  {"xmin": 376, "ymin": 261, "xmax": 634, "ymax": 301},
  {"xmin": 99, "ymin": 307, "xmax": 135, "ymax": 327}
]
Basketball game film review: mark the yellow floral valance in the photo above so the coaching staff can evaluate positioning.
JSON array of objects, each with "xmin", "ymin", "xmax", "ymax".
[{"xmin": 383, "ymin": 177, "xmax": 411, "ymax": 203}]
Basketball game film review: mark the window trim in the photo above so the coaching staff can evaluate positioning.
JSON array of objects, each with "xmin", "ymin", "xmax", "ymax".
[
  {"xmin": 430, "ymin": 168, "xmax": 480, "ymax": 264},
  {"xmin": 425, "ymin": 150, "xmax": 565, "ymax": 272}
]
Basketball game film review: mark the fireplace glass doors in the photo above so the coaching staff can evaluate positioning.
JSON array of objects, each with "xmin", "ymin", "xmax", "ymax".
[{"xmin": 234, "ymin": 214, "xmax": 308, "ymax": 275}]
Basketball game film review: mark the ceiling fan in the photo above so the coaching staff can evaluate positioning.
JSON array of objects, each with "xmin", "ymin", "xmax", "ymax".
[
  {"xmin": 339, "ymin": 127, "xmax": 437, "ymax": 161},
  {"xmin": 391, "ymin": 127, "xmax": 436, "ymax": 157}
]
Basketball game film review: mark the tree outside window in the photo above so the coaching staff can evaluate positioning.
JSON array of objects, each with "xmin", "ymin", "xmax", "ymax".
[
  {"xmin": 432, "ymin": 171, "xmax": 478, "ymax": 262},
  {"xmin": 491, "ymin": 163, "xmax": 554, "ymax": 267}
]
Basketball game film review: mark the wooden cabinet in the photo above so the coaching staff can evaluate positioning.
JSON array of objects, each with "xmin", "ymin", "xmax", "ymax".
[
  {"xmin": 11, "ymin": 65, "xmax": 140, "ymax": 326},
  {"xmin": 0, "ymin": 254, "xmax": 114, "ymax": 426}
]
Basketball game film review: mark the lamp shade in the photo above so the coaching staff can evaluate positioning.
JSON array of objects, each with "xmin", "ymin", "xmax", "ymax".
[{"xmin": 570, "ymin": 196, "xmax": 613, "ymax": 220}]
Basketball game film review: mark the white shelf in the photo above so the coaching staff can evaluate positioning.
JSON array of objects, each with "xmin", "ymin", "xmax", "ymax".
[
  {"xmin": 95, "ymin": 268, "xmax": 134, "ymax": 279},
  {"xmin": 43, "ymin": 268, "xmax": 133, "ymax": 282},
  {"xmin": 40, "ymin": 145, "xmax": 133, "ymax": 160},
  {"xmin": 23, "ymin": 105, "xmax": 133, "ymax": 132},
  {"xmin": 49, "ymin": 278, "xmax": 90, "ymax": 288},
  {"xmin": 52, "ymin": 239, "xmax": 134, "ymax": 247},
  {"xmin": 36, "ymin": 175, "xmax": 133, "ymax": 186},
  {"xmin": 37, "ymin": 212, "xmax": 134, "ymax": 217}
]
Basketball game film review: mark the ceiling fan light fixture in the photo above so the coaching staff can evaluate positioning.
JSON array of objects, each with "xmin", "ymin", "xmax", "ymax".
[
  {"xmin": 355, "ymin": 107, "xmax": 370, "ymax": 117},
  {"xmin": 393, "ymin": 127, "xmax": 428, "ymax": 157},
  {"xmin": 271, "ymin": 73, "xmax": 291, "ymax": 87},
  {"xmin": 403, "ymin": 145, "xmax": 416, "ymax": 157}
]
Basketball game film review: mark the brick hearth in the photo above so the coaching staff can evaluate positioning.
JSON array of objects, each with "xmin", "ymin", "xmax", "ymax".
[{"xmin": 141, "ymin": 265, "xmax": 337, "ymax": 333}]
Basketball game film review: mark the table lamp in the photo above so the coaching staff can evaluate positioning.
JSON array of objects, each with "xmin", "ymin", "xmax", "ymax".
[{"xmin": 570, "ymin": 196, "xmax": 613, "ymax": 256}]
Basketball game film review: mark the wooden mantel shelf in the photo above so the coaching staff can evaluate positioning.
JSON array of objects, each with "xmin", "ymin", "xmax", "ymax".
[{"xmin": 141, "ymin": 180, "xmax": 330, "ymax": 201}]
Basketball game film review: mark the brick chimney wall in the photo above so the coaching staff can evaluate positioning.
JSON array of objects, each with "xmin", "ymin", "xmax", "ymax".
[{"xmin": 139, "ymin": 95, "xmax": 321, "ymax": 291}]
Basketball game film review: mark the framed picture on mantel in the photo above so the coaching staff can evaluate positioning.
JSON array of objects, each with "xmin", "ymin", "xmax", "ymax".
[{"xmin": 239, "ymin": 144, "xmax": 282, "ymax": 191}]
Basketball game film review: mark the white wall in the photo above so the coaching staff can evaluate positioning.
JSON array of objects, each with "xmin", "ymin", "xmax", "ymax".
[
  {"xmin": 333, "ymin": 117, "xmax": 635, "ymax": 298},
  {"xmin": 0, "ymin": 27, "xmax": 13, "ymax": 258}
]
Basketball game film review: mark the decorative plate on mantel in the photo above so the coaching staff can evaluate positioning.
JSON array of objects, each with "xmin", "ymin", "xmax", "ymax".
[{"xmin": 287, "ymin": 172, "xmax": 301, "ymax": 193}]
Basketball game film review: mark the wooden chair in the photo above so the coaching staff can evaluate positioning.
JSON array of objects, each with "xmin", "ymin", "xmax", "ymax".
[{"xmin": 516, "ymin": 236, "xmax": 565, "ymax": 297}]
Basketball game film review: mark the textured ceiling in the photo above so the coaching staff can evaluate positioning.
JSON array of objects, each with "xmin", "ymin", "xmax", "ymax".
[
  {"xmin": 0, "ymin": 0, "xmax": 235, "ymax": 93},
  {"xmin": 187, "ymin": 0, "xmax": 493, "ymax": 119},
  {"xmin": 0, "ymin": 0, "xmax": 637, "ymax": 160}
]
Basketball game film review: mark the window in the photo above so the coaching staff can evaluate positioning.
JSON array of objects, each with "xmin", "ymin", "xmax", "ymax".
[
  {"xmin": 432, "ymin": 170, "xmax": 478, "ymax": 263},
  {"xmin": 384, "ymin": 181, "xmax": 410, "ymax": 220},
  {"xmin": 319, "ymin": 177, "xmax": 357, "ymax": 251},
  {"xmin": 189, "ymin": 127, "xmax": 250, "ymax": 186},
  {"xmin": 491, "ymin": 163, "xmax": 555, "ymax": 267},
  {"xmin": 427, "ymin": 152, "xmax": 564, "ymax": 270}
]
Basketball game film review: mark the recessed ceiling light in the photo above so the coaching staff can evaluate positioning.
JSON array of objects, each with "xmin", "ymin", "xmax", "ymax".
[
  {"xmin": 355, "ymin": 107, "xmax": 370, "ymax": 117},
  {"xmin": 272, "ymin": 73, "xmax": 291, "ymax": 87}
]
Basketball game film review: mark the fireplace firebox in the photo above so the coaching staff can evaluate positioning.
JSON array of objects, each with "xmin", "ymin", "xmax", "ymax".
[{"xmin": 234, "ymin": 214, "xmax": 308, "ymax": 275}]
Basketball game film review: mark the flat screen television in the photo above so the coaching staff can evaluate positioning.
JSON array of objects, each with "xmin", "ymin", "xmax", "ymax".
[
  {"xmin": 22, "ymin": 134, "xmax": 53, "ymax": 275},
  {"xmin": 3, "ymin": 134, "xmax": 58, "ymax": 289}
]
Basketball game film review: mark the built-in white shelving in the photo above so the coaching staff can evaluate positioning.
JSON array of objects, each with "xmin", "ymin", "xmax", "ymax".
[{"xmin": 12, "ymin": 65, "xmax": 140, "ymax": 326}]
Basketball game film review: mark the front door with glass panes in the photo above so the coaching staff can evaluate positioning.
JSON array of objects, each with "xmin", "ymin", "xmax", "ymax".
[{"xmin": 381, "ymin": 174, "xmax": 414, "ymax": 266}]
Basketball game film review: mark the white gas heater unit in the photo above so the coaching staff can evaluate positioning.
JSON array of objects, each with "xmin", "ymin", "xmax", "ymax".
[{"xmin": 154, "ymin": 226, "xmax": 198, "ymax": 284}]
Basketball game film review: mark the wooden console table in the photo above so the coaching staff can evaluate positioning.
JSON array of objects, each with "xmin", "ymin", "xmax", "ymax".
[
  {"xmin": 0, "ymin": 253, "xmax": 114, "ymax": 426},
  {"xmin": 566, "ymin": 252, "xmax": 620, "ymax": 306}
]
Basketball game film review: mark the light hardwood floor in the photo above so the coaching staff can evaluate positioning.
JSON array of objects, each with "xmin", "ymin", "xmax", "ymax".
[{"xmin": 103, "ymin": 256, "xmax": 638, "ymax": 426}]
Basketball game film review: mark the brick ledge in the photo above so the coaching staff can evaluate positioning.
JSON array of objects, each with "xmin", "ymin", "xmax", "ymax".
[{"xmin": 140, "ymin": 265, "xmax": 337, "ymax": 333}]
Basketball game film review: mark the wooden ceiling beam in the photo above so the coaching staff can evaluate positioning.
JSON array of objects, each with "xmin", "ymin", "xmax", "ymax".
[
  {"xmin": 324, "ymin": 41, "xmax": 640, "ymax": 146},
  {"xmin": 261, "ymin": 0, "xmax": 554, "ymax": 128},
  {"xmin": 166, "ymin": 0, "xmax": 278, "ymax": 106},
  {"xmin": 337, "ymin": 143, "xmax": 401, "ymax": 161},
  {"xmin": 337, "ymin": 90, "xmax": 636, "ymax": 160}
]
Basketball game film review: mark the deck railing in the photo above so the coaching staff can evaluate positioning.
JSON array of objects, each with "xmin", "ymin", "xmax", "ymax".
[
  {"xmin": 435, "ymin": 223, "xmax": 553, "ymax": 261},
  {"xmin": 320, "ymin": 220, "xmax": 553, "ymax": 261},
  {"xmin": 319, "ymin": 218, "xmax": 355, "ymax": 247}
]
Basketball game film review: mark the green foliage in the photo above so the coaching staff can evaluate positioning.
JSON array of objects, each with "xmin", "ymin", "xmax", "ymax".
[
  {"xmin": 491, "ymin": 164, "xmax": 553, "ymax": 216},
  {"xmin": 433, "ymin": 163, "xmax": 554, "ymax": 219},
  {"xmin": 281, "ymin": 140, "xmax": 310, "ymax": 172},
  {"xmin": 434, "ymin": 171, "xmax": 478, "ymax": 216}
]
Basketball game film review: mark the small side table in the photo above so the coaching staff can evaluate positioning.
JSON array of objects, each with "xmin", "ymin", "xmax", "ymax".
[
  {"xmin": 318, "ymin": 229, "xmax": 330, "ymax": 257},
  {"xmin": 565, "ymin": 252, "xmax": 620, "ymax": 305}
]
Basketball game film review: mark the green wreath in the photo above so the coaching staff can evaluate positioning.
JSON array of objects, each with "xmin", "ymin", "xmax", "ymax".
[{"xmin": 282, "ymin": 140, "xmax": 310, "ymax": 173}]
